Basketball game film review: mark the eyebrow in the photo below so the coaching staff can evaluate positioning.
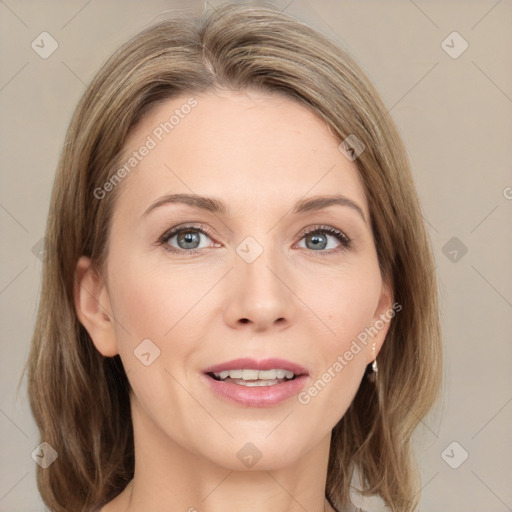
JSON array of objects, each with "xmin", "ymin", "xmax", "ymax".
[{"xmin": 143, "ymin": 193, "xmax": 366, "ymax": 223}]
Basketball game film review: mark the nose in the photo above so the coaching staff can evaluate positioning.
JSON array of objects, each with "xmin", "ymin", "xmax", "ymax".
[{"xmin": 222, "ymin": 242, "xmax": 297, "ymax": 333}]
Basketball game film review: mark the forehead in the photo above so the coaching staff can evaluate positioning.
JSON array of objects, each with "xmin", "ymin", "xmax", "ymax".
[{"xmin": 114, "ymin": 88, "xmax": 368, "ymax": 218}]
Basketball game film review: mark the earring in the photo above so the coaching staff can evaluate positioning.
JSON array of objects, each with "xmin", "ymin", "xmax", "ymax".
[{"xmin": 368, "ymin": 342, "xmax": 378, "ymax": 382}]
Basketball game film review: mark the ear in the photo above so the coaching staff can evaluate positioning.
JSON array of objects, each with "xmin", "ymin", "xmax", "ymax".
[
  {"xmin": 74, "ymin": 256, "xmax": 118, "ymax": 357},
  {"xmin": 367, "ymin": 276, "xmax": 395, "ymax": 365}
]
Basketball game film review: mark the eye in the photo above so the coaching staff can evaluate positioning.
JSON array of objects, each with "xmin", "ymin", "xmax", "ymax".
[
  {"xmin": 158, "ymin": 224, "xmax": 218, "ymax": 253},
  {"xmin": 296, "ymin": 225, "xmax": 351, "ymax": 254},
  {"xmin": 157, "ymin": 223, "xmax": 351, "ymax": 256}
]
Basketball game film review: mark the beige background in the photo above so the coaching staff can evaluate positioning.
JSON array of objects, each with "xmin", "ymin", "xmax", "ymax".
[{"xmin": 1, "ymin": 1, "xmax": 511, "ymax": 511}]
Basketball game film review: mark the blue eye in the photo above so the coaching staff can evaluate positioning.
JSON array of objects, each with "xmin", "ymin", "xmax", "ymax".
[
  {"xmin": 158, "ymin": 224, "xmax": 351, "ymax": 255},
  {"xmin": 297, "ymin": 225, "xmax": 351, "ymax": 253},
  {"xmin": 159, "ymin": 224, "xmax": 215, "ymax": 253}
]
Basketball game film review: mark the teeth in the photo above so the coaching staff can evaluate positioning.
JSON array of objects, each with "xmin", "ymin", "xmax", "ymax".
[
  {"xmin": 212, "ymin": 368, "xmax": 296, "ymax": 381},
  {"xmin": 242, "ymin": 369, "xmax": 259, "ymax": 380},
  {"xmin": 236, "ymin": 379, "xmax": 280, "ymax": 387}
]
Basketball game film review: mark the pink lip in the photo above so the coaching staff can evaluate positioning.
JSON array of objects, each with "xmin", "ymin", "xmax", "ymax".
[
  {"xmin": 203, "ymin": 357, "xmax": 309, "ymax": 375},
  {"xmin": 202, "ymin": 358, "xmax": 309, "ymax": 407}
]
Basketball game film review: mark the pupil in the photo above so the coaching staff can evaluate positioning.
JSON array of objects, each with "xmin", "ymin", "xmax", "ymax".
[
  {"xmin": 307, "ymin": 233, "xmax": 326, "ymax": 250},
  {"xmin": 179, "ymin": 231, "xmax": 199, "ymax": 249}
]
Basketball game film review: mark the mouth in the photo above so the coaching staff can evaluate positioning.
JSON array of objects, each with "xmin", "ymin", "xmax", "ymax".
[{"xmin": 202, "ymin": 358, "xmax": 309, "ymax": 407}]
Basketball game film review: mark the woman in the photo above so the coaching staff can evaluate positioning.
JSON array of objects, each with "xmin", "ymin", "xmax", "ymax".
[{"xmin": 25, "ymin": 3, "xmax": 443, "ymax": 511}]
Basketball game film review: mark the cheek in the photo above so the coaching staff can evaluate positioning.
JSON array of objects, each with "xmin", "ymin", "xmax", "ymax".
[
  {"xmin": 295, "ymin": 263, "xmax": 381, "ymax": 411},
  {"xmin": 108, "ymin": 254, "xmax": 201, "ymax": 333},
  {"xmin": 107, "ymin": 256, "xmax": 217, "ymax": 370},
  {"xmin": 106, "ymin": 260, "xmax": 207, "ymax": 434},
  {"xmin": 304, "ymin": 263, "xmax": 382, "ymax": 348},
  {"xmin": 298, "ymin": 282, "xmax": 376, "ymax": 419}
]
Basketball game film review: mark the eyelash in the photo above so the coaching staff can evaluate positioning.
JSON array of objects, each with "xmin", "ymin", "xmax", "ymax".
[{"xmin": 157, "ymin": 223, "xmax": 351, "ymax": 256}]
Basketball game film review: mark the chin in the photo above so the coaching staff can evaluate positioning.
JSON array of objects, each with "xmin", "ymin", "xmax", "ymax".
[{"xmin": 197, "ymin": 432, "xmax": 319, "ymax": 472}]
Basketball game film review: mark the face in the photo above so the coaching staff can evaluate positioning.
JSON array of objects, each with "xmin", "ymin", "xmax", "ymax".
[{"xmin": 79, "ymin": 88, "xmax": 392, "ymax": 471}]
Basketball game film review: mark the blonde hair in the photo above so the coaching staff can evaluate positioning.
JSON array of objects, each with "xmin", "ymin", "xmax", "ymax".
[{"xmin": 23, "ymin": 3, "xmax": 442, "ymax": 511}]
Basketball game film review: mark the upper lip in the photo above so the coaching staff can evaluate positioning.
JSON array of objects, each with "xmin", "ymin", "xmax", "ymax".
[{"xmin": 203, "ymin": 358, "xmax": 309, "ymax": 375}]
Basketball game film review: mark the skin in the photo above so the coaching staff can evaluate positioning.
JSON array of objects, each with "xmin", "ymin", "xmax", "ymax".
[{"xmin": 75, "ymin": 88, "xmax": 393, "ymax": 512}]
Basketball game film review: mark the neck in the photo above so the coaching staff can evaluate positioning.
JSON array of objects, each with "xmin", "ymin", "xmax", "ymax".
[{"xmin": 115, "ymin": 396, "xmax": 335, "ymax": 512}]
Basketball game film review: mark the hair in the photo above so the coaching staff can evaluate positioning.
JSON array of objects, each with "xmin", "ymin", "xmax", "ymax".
[{"xmin": 22, "ymin": 3, "xmax": 443, "ymax": 511}]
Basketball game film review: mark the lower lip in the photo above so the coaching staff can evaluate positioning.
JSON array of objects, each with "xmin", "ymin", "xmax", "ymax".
[{"xmin": 203, "ymin": 374, "xmax": 309, "ymax": 407}]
